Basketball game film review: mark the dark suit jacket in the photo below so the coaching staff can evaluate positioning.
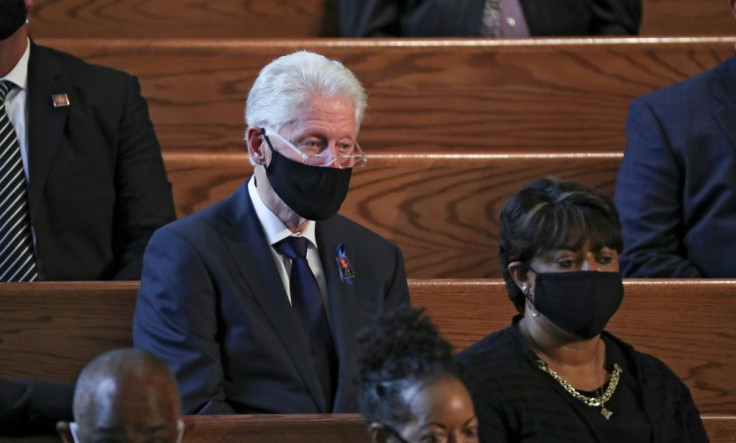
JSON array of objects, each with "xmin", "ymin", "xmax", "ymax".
[
  {"xmin": 340, "ymin": 0, "xmax": 640, "ymax": 37},
  {"xmin": 615, "ymin": 54, "xmax": 736, "ymax": 278},
  {"xmin": 0, "ymin": 379, "xmax": 74, "ymax": 436},
  {"xmin": 133, "ymin": 183, "xmax": 410, "ymax": 415},
  {"xmin": 26, "ymin": 41, "xmax": 175, "ymax": 280}
]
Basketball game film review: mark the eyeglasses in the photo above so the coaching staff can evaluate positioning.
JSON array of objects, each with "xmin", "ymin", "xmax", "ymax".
[{"xmin": 261, "ymin": 127, "xmax": 367, "ymax": 169}]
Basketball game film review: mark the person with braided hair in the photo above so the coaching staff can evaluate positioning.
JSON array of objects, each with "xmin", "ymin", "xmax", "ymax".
[{"xmin": 355, "ymin": 307, "xmax": 479, "ymax": 443}]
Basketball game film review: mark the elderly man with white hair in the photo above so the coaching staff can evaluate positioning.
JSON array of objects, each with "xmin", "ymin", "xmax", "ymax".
[{"xmin": 134, "ymin": 51, "xmax": 410, "ymax": 415}]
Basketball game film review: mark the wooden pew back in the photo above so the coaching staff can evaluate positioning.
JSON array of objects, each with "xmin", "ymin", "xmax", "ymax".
[
  {"xmin": 1, "ymin": 280, "xmax": 734, "ymax": 416},
  {"xmin": 164, "ymin": 152, "xmax": 621, "ymax": 277},
  {"xmin": 37, "ymin": 38, "xmax": 734, "ymax": 155},
  {"xmin": 27, "ymin": 0, "xmax": 736, "ymax": 38}
]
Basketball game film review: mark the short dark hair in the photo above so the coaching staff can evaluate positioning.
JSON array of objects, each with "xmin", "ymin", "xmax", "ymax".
[
  {"xmin": 354, "ymin": 308, "xmax": 458, "ymax": 426},
  {"xmin": 499, "ymin": 177, "xmax": 622, "ymax": 312}
]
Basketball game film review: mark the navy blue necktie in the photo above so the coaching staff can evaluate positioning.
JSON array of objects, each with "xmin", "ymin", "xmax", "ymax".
[{"xmin": 274, "ymin": 236, "xmax": 337, "ymax": 408}]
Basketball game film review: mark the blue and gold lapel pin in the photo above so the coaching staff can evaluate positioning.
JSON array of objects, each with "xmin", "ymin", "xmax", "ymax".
[
  {"xmin": 51, "ymin": 93, "xmax": 70, "ymax": 108},
  {"xmin": 335, "ymin": 243, "xmax": 355, "ymax": 285}
]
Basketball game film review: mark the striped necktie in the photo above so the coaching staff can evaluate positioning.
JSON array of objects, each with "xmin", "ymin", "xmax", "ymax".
[{"xmin": 0, "ymin": 80, "xmax": 38, "ymax": 281}]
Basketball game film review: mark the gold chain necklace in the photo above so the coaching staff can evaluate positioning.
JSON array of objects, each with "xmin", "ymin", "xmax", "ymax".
[{"xmin": 537, "ymin": 360, "xmax": 622, "ymax": 420}]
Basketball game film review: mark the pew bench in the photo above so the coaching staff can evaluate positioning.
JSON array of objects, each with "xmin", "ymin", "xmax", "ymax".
[
  {"xmin": 8, "ymin": 414, "xmax": 735, "ymax": 442},
  {"xmin": 36, "ymin": 37, "xmax": 734, "ymax": 155},
  {"xmin": 26, "ymin": 0, "xmax": 736, "ymax": 38},
  {"xmin": 1, "ymin": 280, "xmax": 734, "ymax": 416},
  {"xmin": 163, "ymin": 152, "xmax": 622, "ymax": 278}
]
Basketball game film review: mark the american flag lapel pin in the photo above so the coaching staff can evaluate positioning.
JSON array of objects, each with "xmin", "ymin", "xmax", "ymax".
[{"xmin": 51, "ymin": 93, "xmax": 70, "ymax": 108}]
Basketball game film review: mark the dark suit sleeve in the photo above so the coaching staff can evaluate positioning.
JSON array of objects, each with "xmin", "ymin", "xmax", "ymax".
[
  {"xmin": 339, "ymin": 0, "xmax": 405, "ymax": 36},
  {"xmin": 0, "ymin": 379, "xmax": 74, "ymax": 436},
  {"xmin": 614, "ymin": 98, "xmax": 702, "ymax": 277},
  {"xmin": 112, "ymin": 75, "xmax": 176, "ymax": 280},
  {"xmin": 383, "ymin": 243, "xmax": 411, "ymax": 310},
  {"xmin": 133, "ymin": 227, "xmax": 236, "ymax": 415},
  {"xmin": 590, "ymin": 0, "xmax": 641, "ymax": 35}
]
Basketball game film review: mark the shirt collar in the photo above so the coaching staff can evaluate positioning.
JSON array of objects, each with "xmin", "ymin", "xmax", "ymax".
[
  {"xmin": 2, "ymin": 37, "xmax": 30, "ymax": 90},
  {"xmin": 247, "ymin": 176, "xmax": 318, "ymax": 247}
]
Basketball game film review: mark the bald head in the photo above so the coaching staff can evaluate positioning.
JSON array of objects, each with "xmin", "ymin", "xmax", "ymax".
[{"xmin": 59, "ymin": 348, "xmax": 183, "ymax": 443}]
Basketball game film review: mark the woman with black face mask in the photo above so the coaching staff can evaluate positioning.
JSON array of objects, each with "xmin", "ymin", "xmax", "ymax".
[{"xmin": 455, "ymin": 177, "xmax": 708, "ymax": 443}]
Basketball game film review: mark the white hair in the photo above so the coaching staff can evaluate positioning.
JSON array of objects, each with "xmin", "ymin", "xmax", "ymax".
[{"xmin": 245, "ymin": 51, "xmax": 367, "ymax": 135}]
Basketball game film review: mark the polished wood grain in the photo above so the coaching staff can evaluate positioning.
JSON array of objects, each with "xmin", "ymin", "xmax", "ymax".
[
  {"xmin": 183, "ymin": 414, "xmax": 369, "ymax": 442},
  {"xmin": 36, "ymin": 38, "xmax": 734, "ymax": 154},
  {"xmin": 7, "ymin": 415, "xmax": 733, "ymax": 442},
  {"xmin": 1, "ymin": 280, "xmax": 735, "ymax": 415},
  {"xmin": 163, "ymin": 152, "xmax": 622, "ymax": 278},
  {"xmin": 641, "ymin": 0, "xmax": 736, "ymax": 36},
  {"xmin": 26, "ymin": 0, "xmax": 736, "ymax": 38},
  {"xmin": 28, "ymin": 0, "xmax": 340, "ymax": 38}
]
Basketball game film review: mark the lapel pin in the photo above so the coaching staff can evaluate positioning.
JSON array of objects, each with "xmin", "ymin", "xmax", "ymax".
[
  {"xmin": 335, "ymin": 243, "xmax": 355, "ymax": 285},
  {"xmin": 51, "ymin": 93, "xmax": 70, "ymax": 108}
]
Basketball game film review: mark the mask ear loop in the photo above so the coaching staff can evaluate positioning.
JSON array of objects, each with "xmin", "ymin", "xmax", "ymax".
[
  {"xmin": 69, "ymin": 422, "xmax": 80, "ymax": 443},
  {"xmin": 523, "ymin": 267, "xmax": 541, "ymax": 318}
]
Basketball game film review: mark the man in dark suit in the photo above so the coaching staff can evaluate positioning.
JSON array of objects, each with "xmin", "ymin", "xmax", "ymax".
[
  {"xmin": 0, "ymin": 0, "xmax": 175, "ymax": 281},
  {"xmin": 133, "ymin": 51, "xmax": 410, "ymax": 415},
  {"xmin": 340, "ymin": 0, "xmax": 640, "ymax": 37},
  {"xmin": 614, "ymin": 1, "xmax": 736, "ymax": 278}
]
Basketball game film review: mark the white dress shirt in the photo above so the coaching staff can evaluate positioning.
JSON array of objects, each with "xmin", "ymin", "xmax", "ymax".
[
  {"xmin": 247, "ymin": 176, "xmax": 328, "ymax": 306},
  {"xmin": 1, "ymin": 37, "xmax": 30, "ymax": 179}
]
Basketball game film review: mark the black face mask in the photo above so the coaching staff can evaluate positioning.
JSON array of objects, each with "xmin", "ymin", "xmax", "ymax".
[
  {"xmin": 265, "ymin": 147, "xmax": 352, "ymax": 221},
  {"xmin": 0, "ymin": 0, "xmax": 26, "ymax": 41},
  {"xmin": 530, "ymin": 271, "xmax": 624, "ymax": 340}
]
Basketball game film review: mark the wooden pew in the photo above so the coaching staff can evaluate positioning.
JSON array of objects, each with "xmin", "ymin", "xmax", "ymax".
[
  {"xmin": 164, "ymin": 152, "xmax": 622, "ymax": 278},
  {"xmin": 27, "ymin": 0, "xmax": 340, "ymax": 39},
  {"xmin": 26, "ymin": 0, "xmax": 736, "ymax": 38},
  {"xmin": 1, "ymin": 280, "xmax": 735, "ymax": 416},
  {"xmin": 6, "ymin": 414, "xmax": 734, "ymax": 442},
  {"xmin": 36, "ymin": 37, "xmax": 734, "ymax": 155}
]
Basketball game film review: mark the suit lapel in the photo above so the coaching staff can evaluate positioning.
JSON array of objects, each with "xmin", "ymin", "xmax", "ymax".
[
  {"xmin": 316, "ymin": 221, "xmax": 362, "ymax": 410},
  {"xmin": 219, "ymin": 184, "xmax": 327, "ymax": 412},
  {"xmin": 26, "ymin": 42, "xmax": 69, "ymax": 220},
  {"xmin": 711, "ymin": 55, "xmax": 736, "ymax": 152}
]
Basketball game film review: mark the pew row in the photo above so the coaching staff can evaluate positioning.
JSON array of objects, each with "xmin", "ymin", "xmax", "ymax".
[
  {"xmin": 164, "ymin": 152, "xmax": 621, "ymax": 278},
  {"xmin": 26, "ymin": 0, "xmax": 736, "ymax": 38},
  {"xmin": 37, "ymin": 37, "xmax": 734, "ymax": 155},
  {"xmin": 8, "ymin": 414, "xmax": 736, "ymax": 442},
  {"xmin": 1, "ymin": 280, "xmax": 735, "ymax": 415}
]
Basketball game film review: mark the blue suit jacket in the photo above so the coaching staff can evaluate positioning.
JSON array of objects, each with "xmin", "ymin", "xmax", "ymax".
[
  {"xmin": 133, "ymin": 183, "xmax": 410, "ymax": 414},
  {"xmin": 615, "ymin": 54, "xmax": 736, "ymax": 277}
]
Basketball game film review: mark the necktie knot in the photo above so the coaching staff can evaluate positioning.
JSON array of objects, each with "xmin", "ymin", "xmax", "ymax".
[
  {"xmin": 0, "ymin": 80, "xmax": 14, "ymax": 103},
  {"xmin": 274, "ymin": 236, "xmax": 309, "ymax": 261}
]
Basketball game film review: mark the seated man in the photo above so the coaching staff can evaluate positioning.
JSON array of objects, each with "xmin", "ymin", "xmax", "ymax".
[
  {"xmin": 614, "ymin": 0, "xmax": 736, "ymax": 277},
  {"xmin": 133, "ymin": 50, "xmax": 410, "ymax": 415},
  {"xmin": 0, "ymin": 0, "xmax": 175, "ymax": 281},
  {"xmin": 56, "ymin": 348, "xmax": 185, "ymax": 443}
]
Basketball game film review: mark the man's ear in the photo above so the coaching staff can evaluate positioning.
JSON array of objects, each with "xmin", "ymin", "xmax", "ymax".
[
  {"xmin": 56, "ymin": 421, "xmax": 74, "ymax": 443},
  {"xmin": 246, "ymin": 127, "xmax": 268, "ymax": 166},
  {"xmin": 369, "ymin": 423, "xmax": 389, "ymax": 443},
  {"xmin": 508, "ymin": 261, "xmax": 531, "ymax": 294}
]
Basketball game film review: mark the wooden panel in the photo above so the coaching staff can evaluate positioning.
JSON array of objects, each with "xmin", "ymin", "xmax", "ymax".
[
  {"xmin": 1, "ymin": 280, "xmax": 735, "ymax": 415},
  {"xmin": 411, "ymin": 279, "xmax": 736, "ymax": 415},
  {"xmin": 0, "ymin": 282, "xmax": 137, "ymax": 384},
  {"xmin": 164, "ymin": 152, "xmax": 622, "ymax": 278},
  {"xmin": 28, "ymin": 0, "xmax": 339, "ymax": 38},
  {"xmin": 183, "ymin": 414, "xmax": 368, "ymax": 443},
  {"xmin": 641, "ymin": 0, "xmax": 736, "ymax": 36},
  {"xmin": 36, "ymin": 38, "xmax": 733, "ymax": 154},
  {"xmin": 27, "ymin": 0, "xmax": 736, "ymax": 38},
  {"xmin": 7, "ymin": 415, "xmax": 732, "ymax": 442}
]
